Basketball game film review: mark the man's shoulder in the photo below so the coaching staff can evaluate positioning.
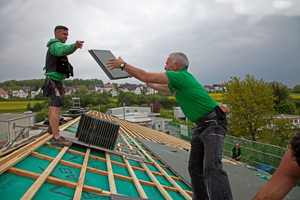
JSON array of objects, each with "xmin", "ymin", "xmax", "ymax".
[{"xmin": 47, "ymin": 39, "xmax": 61, "ymax": 47}]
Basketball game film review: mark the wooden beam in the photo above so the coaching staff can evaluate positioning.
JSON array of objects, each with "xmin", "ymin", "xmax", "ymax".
[
  {"xmin": 120, "ymin": 135, "xmax": 147, "ymax": 198},
  {"xmin": 106, "ymin": 152, "xmax": 117, "ymax": 194},
  {"xmin": 7, "ymin": 167, "xmax": 111, "ymax": 197},
  {"xmin": 20, "ymin": 146, "xmax": 69, "ymax": 200},
  {"xmin": 73, "ymin": 148, "xmax": 90, "ymax": 200},
  {"xmin": 128, "ymin": 135, "xmax": 193, "ymax": 199},
  {"xmin": 0, "ymin": 134, "xmax": 52, "ymax": 175}
]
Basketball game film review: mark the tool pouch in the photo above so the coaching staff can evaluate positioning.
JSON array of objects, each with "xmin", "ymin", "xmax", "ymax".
[
  {"xmin": 215, "ymin": 105, "xmax": 226, "ymax": 120},
  {"xmin": 41, "ymin": 77, "xmax": 52, "ymax": 97}
]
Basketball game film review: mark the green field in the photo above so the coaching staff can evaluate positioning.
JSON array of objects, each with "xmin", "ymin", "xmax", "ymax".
[{"xmin": 0, "ymin": 101, "xmax": 45, "ymax": 113}]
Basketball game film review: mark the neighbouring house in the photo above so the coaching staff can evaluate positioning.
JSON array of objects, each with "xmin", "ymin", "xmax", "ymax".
[
  {"xmin": 123, "ymin": 88, "xmax": 130, "ymax": 93},
  {"xmin": 65, "ymin": 87, "xmax": 77, "ymax": 95},
  {"xmin": 203, "ymin": 85, "xmax": 215, "ymax": 93},
  {"xmin": 275, "ymin": 114, "xmax": 300, "ymax": 127},
  {"xmin": 118, "ymin": 84, "xmax": 135, "ymax": 92},
  {"xmin": 104, "ymin": 84, "xmax": 115, "ymax": 92},
  {"xmin": 30, "ymin": 91, "xmax": 37, "ymax": 98},
  {"xmin": 130, "ymin": 85, "xmax": 143, "ymax": 95},
  {"xmin": 146, "ymin": 86, "xmax": 158, "ymax": 95},
  {"xmin": 30, "ymin": 88, "xmax": 42, "ymax": 98},
  {"xmin": 0, "ymin": 88, "xmax": 9, "ymax": 99},
  {"xmin": 213, "ymin": 84, "xmax": 227, "ymax": 92},
  {"xmin": 12, "ymin": 89, "xmax": 27, "ymax": 98},
  {"xmin": 21, "ymin": 86, "xmax": 31, "ymax": 92},
  {"xmin": 108, "ymin": 88, "xmax": 118, "ymax": 97},
  {"xmin": 89, "ymin": 85, "xmax": 105, "ymax": 93}
]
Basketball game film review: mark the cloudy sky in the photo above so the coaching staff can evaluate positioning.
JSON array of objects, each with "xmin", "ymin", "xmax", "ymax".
[{"xmin": 0, "ymin": 0, "xmax": 299, "ymax": 88}]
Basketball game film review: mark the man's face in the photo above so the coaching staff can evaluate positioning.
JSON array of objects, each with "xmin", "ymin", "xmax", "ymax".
[
  {"xmin": 55, "ymin": 29, "xmax": 69, "ymax": 43},
  {"xmin": 235, "ymin": 143, "xmax": 239, "ymax": 148},
  {"xmin": 164, "ymin": 55, "xmax": 177, "ymax": 71}
]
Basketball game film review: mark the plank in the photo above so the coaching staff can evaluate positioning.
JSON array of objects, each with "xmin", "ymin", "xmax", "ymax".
[
  {"xmin": 7, "ymin": 167, "xmax": 110, "ymax": 197},
  {"xmin": 74, "ymin": 148, "xmax": 91, "ymax": 200},
  {"xmin": 126, "ymin": 133, "xmax": 193, "ymax": 199},
  {"xmin": 120, "ymin": 135, "xmax": 147, "ymax": 198},
  {"xmin": 106, "ymin": 152, "xmax": 117, "ymax": 194},
  {"xmin": 20, "ymin": 146, "xmax": 69, "ymax": 200},
  {"xmin": 0, "ymin": 134, "xmax": 52, "ymax": 175}
]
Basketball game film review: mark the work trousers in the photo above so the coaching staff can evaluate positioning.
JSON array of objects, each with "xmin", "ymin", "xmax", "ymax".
[{"xmin": 188, "ymin": 117, "xmax": 233, "ymax": 200}]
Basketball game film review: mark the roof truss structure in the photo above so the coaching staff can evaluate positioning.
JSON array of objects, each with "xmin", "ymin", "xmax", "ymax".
[{"xmin": 0, "ymin": 111, "xmax": 193, "ymax": 200}]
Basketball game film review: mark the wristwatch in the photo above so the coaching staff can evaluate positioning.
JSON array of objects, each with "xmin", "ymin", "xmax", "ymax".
[{"xmin": 120, "ymin": 62, "xmax": 126, "ymax": 70}]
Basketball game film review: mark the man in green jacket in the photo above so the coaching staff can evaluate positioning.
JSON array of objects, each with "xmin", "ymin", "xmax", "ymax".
[
  {"xmin": 44, "ymin": 25, "xmax": 84, "ymax": 147},
  {"xmin": 231, "ymin": 143, "xmax": 243, "ymax": 161}
]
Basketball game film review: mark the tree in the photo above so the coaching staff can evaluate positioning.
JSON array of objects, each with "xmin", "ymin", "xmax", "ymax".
[
  {"xmin": 293, "ymin": 84, "xmax": 300, "ymax": 93},
  {"xmin": 148, "ymin": 102, "xmax": 164, "ymax": 113},
  {"xmin": 117, "ymin": 91, "xmax": 136, "ymax": 105},
  {"xmin": 223, "ymin": 74, "xmax": 276, "ymax": 141},
  {"xmin": 271, "ymin": 118, "xmax": 295, "ymax": 148},
  {"xmin": 268, "ymin": 81, "xmax": 292, "ymax": 107},
  {"xmin": 26, "ymin": 103, "xmax": 32, "ymax": 111},
  {"xmin": 78, "ymin": 85, "xmax": 88, "ymax": 96},
  {"xmin": 277, "ymin": 99, "xmax": 296, "ymax": 115}
]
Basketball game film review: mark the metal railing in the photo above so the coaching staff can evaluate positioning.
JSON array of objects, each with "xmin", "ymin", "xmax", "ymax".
[{"xmin": 167, "ymin": 122, "xmax": 288, "ymax": 174}]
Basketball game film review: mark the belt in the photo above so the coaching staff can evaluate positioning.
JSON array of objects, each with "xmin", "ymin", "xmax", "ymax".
[{"xmin": 195, "ymin": 110, "xmax": 218, "ymax": 127}]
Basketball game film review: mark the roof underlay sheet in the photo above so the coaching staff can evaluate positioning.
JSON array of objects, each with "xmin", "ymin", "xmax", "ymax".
[{"xmin": 0, "ymin": 111, "xmax": 193, "ymax": 200}]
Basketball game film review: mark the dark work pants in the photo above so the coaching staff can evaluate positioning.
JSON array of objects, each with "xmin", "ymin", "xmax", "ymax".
[{"xmin": 188, "ymin": 117, "xmax": 233, "ymax": 200}]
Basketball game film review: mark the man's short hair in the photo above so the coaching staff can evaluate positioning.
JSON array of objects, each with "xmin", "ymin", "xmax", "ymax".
[
  {"xmin": 170, "ymin": 52, "xmax": 189, "ymax": 68},
  {"xmin": 290, "ymin": 132, "xmax": 300, "ymax": 167},
  {"xmin": 54, "ymin": 25, "xmax": 68, "ymax": 33}
]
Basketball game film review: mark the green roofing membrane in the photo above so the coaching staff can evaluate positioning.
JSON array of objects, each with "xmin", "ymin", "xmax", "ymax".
[
  {"xmin": 34, "ymin": 145, "xmax": 60, "ymax": 158},
  {"xmin": 0, "ymin": 173, "xmax": 110, "ymax": 200},
  {"xmin": 14, "ymin": 156, "xmax": 51, "ymax": 174},
  {"xmin": 127, "ymin": 159, "xmax": 142, "ymax": 168},
  {"xmin": 0, "ymin": 114, "xmax": 194, "ymax": 199},
  {"xmin": 133, "ymin": 169, "xmax": 152, "ymax": 182},
  {"xmin": 167, "ymin": 190, "xmax": 187, "ymax": 200},
  {"xmin": 114, "ymin": 178, "xmax": 140, "ymax": 197},
  {"xmin": 109, "ymin": 154, "xmax": 124, "ymax": 163},
  {"xmin": 90, "ymin": 149, "xmax": 106, "ymax": 158},
  {"xmin": 84, "ymin": 171, "xmax": 109, "ymax": 191},
  {"xmin": 145, "ymin": 163, "xmax": 160, "ymax": 173},
  {"xmin": 0, "ymin": 173, "xmax": 35, "ymax": 200},
  {"xmin": 174, "ymin": 179, "xmax": 192, "ymax": 192},
  {"xmin": 154, "ymin": 174, "xmax": 173, "ymax": 187},
  {"xmin": 111, "ymin": 163, "xmax": 130, "ymax": 177},
  {"xmin": 62, "ymin": 151, "xmax": 84, "ymax": 165},
  {"xmin": 87, "ymin": 157, "xmax": 107, "ymax": 171},
  {"xmin": 141, "ymin": 184, "xmax": 165, "ymax": 200}
]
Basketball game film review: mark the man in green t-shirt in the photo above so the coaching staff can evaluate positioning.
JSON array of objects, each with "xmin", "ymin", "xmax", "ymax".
[
  {"xmin": 107, "ymin": 52, "xmax": 232, "ymax": 200},
  {"xmin": 231, "ymin": 143, "xmax": 243, "ymax": 161},
  {"xmin": 43, "ymin": 25, "xmax": 84, "ymax": 147}
]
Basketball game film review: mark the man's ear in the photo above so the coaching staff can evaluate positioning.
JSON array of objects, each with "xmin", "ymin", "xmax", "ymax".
[{"xmin": 175, "ymin": 62, "xmax": 180, "ymax": 70}]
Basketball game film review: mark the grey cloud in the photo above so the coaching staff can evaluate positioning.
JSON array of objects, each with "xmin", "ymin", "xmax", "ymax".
[{"xmin": 0, "ymin": 0, "xmax": 299, "ymax": 88}]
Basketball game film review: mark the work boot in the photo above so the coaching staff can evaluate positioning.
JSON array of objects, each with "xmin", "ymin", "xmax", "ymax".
[{"xmin": 51, "ymin": 136, "xmax": 72, "ymax": 147}]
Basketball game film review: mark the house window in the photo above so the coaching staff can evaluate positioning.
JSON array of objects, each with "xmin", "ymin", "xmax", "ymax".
[
  {"xmin": 158, "ymin": 125, "xmax": 161, "ymax": 128},
  {"xmin": 126, "ymin": 110, "xmax": 130, "ymax": 113},
  {"xmin": 134, "ymin": 110, "xmax": 137, "ymax": 112}
]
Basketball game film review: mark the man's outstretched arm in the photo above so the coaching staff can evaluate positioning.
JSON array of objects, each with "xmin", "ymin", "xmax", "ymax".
[
  {"xmin": 107, "ymin": 57, "xmax": 170, "ymax": 84},
  {"xmin": 146, "ymin": 83, "xmax": 171, "ymax": 93},
  {"xmin": 253, "ymin": 149, "xmax": 300, "ymax": 200}
]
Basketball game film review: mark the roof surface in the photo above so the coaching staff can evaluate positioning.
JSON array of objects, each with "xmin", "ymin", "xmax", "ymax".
[{"xmin": 0, "ymin": 111, "xmax": 299, "ymax": 199}]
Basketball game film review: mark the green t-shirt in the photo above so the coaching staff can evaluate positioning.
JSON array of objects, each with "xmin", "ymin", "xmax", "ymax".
[
  {"xmin": 165, "ymin": 69, "xmax": 218, "ymax": 122},
  {"xmin": 231, "ymin": 147, "xmax": 243, "ymax": 155}
]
